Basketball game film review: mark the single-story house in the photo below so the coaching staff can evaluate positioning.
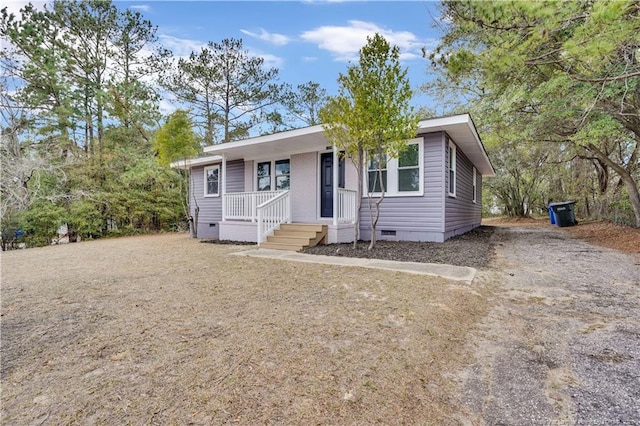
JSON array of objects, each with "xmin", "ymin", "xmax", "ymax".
[{"xmin": 173, "ymin": 113, "xmax": 495, "ymax": 250}]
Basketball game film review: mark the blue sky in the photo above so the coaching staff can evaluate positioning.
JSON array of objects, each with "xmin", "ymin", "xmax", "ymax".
[
  {"xmin": 5, "ymin": 1, "xmax": 447, "ymax": 113},
  {"xmin": 119, "ymin": 1, "xmax": 446, "ymax": 112}
]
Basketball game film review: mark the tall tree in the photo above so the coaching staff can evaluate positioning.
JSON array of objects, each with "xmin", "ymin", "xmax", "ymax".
[
  {"xmin": 109, "ymin": 8, "xmax": 167, "ymax": 140},
  {"xmin": 282, "ymin": 81, "xmax": 328, "ymax": 126},
  {"xmin": 162, "ymin": 38, "xmax": 283, "ymax": 144},
  {"xmin": 320, "ymin": 33, "xmax": 418, "ymax": 249},
  {"xmin": 430, "ymin": 0, "xmax": 640, "ymax": 226},
  {"xmin": 154, "ymin": 110, "xmax": 200, "ymax": 237},
  {"xmin": 1, "ymin": 1, "xmax": 186, "ymax": 245}
]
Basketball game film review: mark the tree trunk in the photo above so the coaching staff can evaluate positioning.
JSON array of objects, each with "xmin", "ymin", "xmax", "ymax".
[
  {"xmin": 352, "ymin": 146, "xmax": 364, "ymax": 248},
  {"xmin": 368, "ymin": 150, "xmax": 386, "ymax": 250},
  {"xmin": 586, "ymin": 143, "xmax": 640, "ymax": 227}
]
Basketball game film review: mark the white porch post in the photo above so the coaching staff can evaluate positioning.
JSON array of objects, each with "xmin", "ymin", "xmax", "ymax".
[
  {"xmin": 221, "ymin": 155, "xmax": 227, "ymax": 220},
  {"xmin": 332, "ymin": 145, "xmax": 338, "ymax": 226}
]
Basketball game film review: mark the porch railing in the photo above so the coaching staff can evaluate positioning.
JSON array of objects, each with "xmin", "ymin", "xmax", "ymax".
[
  {"xmin": 224, "ymin": 190, "xmax": 284, "ymax": 221},
  {"xmin": 257, "ymin": 190, "xmax": 291, "ymax": 244},
  {"xmin": 337, "ymin": 188, "xmax": 357, "ymax": 224}
]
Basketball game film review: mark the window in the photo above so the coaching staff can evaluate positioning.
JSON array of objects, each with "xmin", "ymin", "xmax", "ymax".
[
  {"xmin": 257, "ymin": 162, "xmax": 271, "ymax": 191},
  {"xmin": 398, "ymin": 144, "xmax": 420, "ymax": 192},
  {"xmin": 204, "ymin": 165, "xmax": 219, "ymax": 196},
  {"xmin": 257, "ymin": 159, "xmax": 290, "ymax": 191},
  {"xmin": 448, "ymin": 141, "xmax": 457, "ymax": 197},
  {"xmin": 367, "ymin": 154, "xmax": 387, "ymax": 193},
  {"xmin": 275, "ymin": 160, "xmax": 290, "ymax": 190},
  {"xmin": 365, "ymin": 138, "xmax": 423, "ymax": 196},
  {"xmin": 472, "ymin": 166, "xmax": 477, "ymax": 203}
]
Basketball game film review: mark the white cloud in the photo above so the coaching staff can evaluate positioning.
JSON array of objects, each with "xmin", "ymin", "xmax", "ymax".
[
  {"xmin": 252, "ymin": 50, "xmax": 284, "ymax": 69},
  {"xmin": 130, "ymin": 5, "xmax": 151, "ymax": 12},
  {"xmin": 240, "ymin": 28, "xmax": 291, "ymax": 46},
  {"xmin": 158, "ymin": 97, "xmax": 178, "ymax": 116},
  {"xmin": 1, "ymin": 0, "xmax": 48, "ymax": 19},
  {"xmin": 158, "ymin": 34, "xmax": 207, "ymax": 58},
  {"xmin": 302, "ymin": 56, "xmax": 318, "ymax": 63},
  {"xmin": 157, "ymin": 34, "xmax": 283, "ymax": 69},
  {"xmin": 301, "ymin": 20, "xmax": 425, "ymax": 62}
]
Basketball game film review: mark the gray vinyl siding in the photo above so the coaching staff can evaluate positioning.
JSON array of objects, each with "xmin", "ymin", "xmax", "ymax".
[
  {"xmin": 444, "ymin": 135, "xmax": 482, "ymax": 238},
  {"xmin": 225, "ymin": 159, "xmax": 245, "ymax": 193},
  {"xmin": 359, "ymin": 132, "xmax": 447, "ymax": 242},
  {"xmin": 190, "ymin": 160, "xmax": 244, "ymax": 239}
]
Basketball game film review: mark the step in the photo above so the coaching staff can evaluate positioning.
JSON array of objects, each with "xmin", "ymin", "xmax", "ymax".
[
  {"xmin": 279, "ymin": 223, "xmax": 325, "ymax": 233},
  {"xmin": 273, "ymin": 229, "xmax": 319, "ymax": 238},
  {"xmin": 260, "ymin": 241, "xmax": 306, "ymax": 251},
  {"xmin": 266, "ymin": 235, "xmax": 311, "ymax": 245}
]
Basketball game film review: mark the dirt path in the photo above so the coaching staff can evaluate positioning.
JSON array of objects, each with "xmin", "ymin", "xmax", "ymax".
[{"xmin": 460, "ymin": 226, "xmax": 640, "ymax": 425}]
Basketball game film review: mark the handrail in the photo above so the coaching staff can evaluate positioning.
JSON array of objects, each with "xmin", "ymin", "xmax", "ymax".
[
  {"xmin": 257, "ymin": 190, "xmax": 291, "ymax": 244},
  {"xmin": 337, "ymin": 188, "xmax": 357, "ymax": 224},
  {"xmin": 224, "ymin": 190, "xmax": 284, "ymax": 222}
]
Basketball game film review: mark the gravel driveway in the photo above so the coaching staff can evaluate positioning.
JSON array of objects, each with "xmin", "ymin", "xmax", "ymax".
[{"xmin": 460, "ymin": 226, "xmax": 640, "ymax": 425}]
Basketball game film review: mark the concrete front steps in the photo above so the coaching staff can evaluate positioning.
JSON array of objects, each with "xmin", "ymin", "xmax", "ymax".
[{"xmin": 259, "ymin": 223, "xmax": 327, "ymax": 251}]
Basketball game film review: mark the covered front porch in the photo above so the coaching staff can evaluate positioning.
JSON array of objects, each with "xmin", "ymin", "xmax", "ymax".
[
  {"xmin": 199, "ymin": 125, "xmax": 360, "ymax": 246},
  {"xmin": 219, "ymin": 188, "xmax": 357, "ymax": 245}
]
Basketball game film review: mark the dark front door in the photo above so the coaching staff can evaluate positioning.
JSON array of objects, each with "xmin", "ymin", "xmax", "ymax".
[{"xmin": 320, "ymin": 152, "xmax": 333, "ymax": 218}]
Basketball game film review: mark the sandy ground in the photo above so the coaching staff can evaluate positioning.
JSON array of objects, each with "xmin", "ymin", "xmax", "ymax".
[
  {"xmin": 2, "ymin": 219, "xmax": 639, "ymax": 424},
  {"xmin": 1, "ymin": 234, "xmax": 488, "ymax": 424}
]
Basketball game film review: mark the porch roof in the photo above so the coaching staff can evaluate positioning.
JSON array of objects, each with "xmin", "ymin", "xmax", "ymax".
[
  {"xmin": 203, "ymin": 124, "xmax": 328, "ymax": 162},
  {"xmin": 170, "ymin": 155, "xmax": 222, "ymax": 170},
  {"xmin": 202, "ymin": 114, "xmax": 495, "ymax": 176}
]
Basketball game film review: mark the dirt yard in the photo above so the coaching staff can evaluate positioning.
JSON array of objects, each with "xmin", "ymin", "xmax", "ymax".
[
  {"xmin": 2, "ymin": 219, "xmax": 639, "ymax": 424},
  {"xmin": 1, "ymin": 234, "xmax": 489, "ymax": 424}
]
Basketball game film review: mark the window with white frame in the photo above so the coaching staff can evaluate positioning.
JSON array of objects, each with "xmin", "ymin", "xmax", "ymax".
[
  {"xmin": 257, "ymin": 161, "xmax": 271, "ymax": 191},
  {"xmin": 204, "ymin": 165, "xmax": 220, "ymax": 196},
  {"xmin": 398, "ymin": 143, "xmax": 420, "ymax": 192},
  {"xmin": 257, "ymin": 159, "xmax": 290, "ymax": 191},
  {"xmin": 366, "ymin": 138, "xmax": 423, "ymax": 196},
  {"xmin": 367, "ymin": 154, "xmax": 387, "ymax": 193},
  {"xmin": 448, "ymin": 141, "xmax": 457, "ymax": 197},
  {"xmin": 275, "ymin": 159, "xmax": 290, "ymax": 190},
  {"xmin": 472, "ymin": 166, "xmax": 477, "ymax": 203}
]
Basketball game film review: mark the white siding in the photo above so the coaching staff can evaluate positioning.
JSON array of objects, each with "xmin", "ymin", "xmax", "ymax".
[{"xmin": 290, "ymin": 152, "xmax": 318, "ymax": 223}]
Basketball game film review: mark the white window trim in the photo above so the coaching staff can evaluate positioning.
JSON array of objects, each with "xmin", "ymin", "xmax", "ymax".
[
  {"xmin": 472, "ymin": 166, "xmax": 477, "ymax": 203},
  {"xmin": 204, "ymin": 164, "xmax": 220, "ymax": 197},
  {"xmin": 448, "ymin": 141, "xmax": 457, "ymax": 197},
  {"xmin": 364, "ymin": 138, "xmax": 424, "ymax": 198},
  {"xmin": 254, "ymin": 157, "xmax": 290, "ymax": 191}
]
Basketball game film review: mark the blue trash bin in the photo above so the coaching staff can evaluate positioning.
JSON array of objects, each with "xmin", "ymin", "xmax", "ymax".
[
  {"xmin": 548, "ymin": 201, "xmax": 577, "ymax": 227},
  {"xmin": 548, "ymin": 207, "xmax": 556, "ymax": 225}
]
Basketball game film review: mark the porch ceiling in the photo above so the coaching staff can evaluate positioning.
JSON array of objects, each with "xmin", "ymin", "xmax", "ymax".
[{"xmin": 203, "ymin": 125, "xmax": 329, "ymax": 161}]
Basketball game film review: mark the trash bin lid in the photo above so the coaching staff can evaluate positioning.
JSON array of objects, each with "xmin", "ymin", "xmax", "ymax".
[{"xmin": 548, "ymin": 201, "xmax": 575, "ymax": 208}]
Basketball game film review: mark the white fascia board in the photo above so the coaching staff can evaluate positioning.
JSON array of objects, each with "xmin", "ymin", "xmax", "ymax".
[
  {"xmin": 418, "ymin": 113, "xmax": 495, "ymax": 177},
  {"xmin": 170, "ymin": 155, "xmax": 223, "ymax": 169},
  {"xmin": 203, "ymin": 124, "xmax": 325, "ymax": 154}
]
